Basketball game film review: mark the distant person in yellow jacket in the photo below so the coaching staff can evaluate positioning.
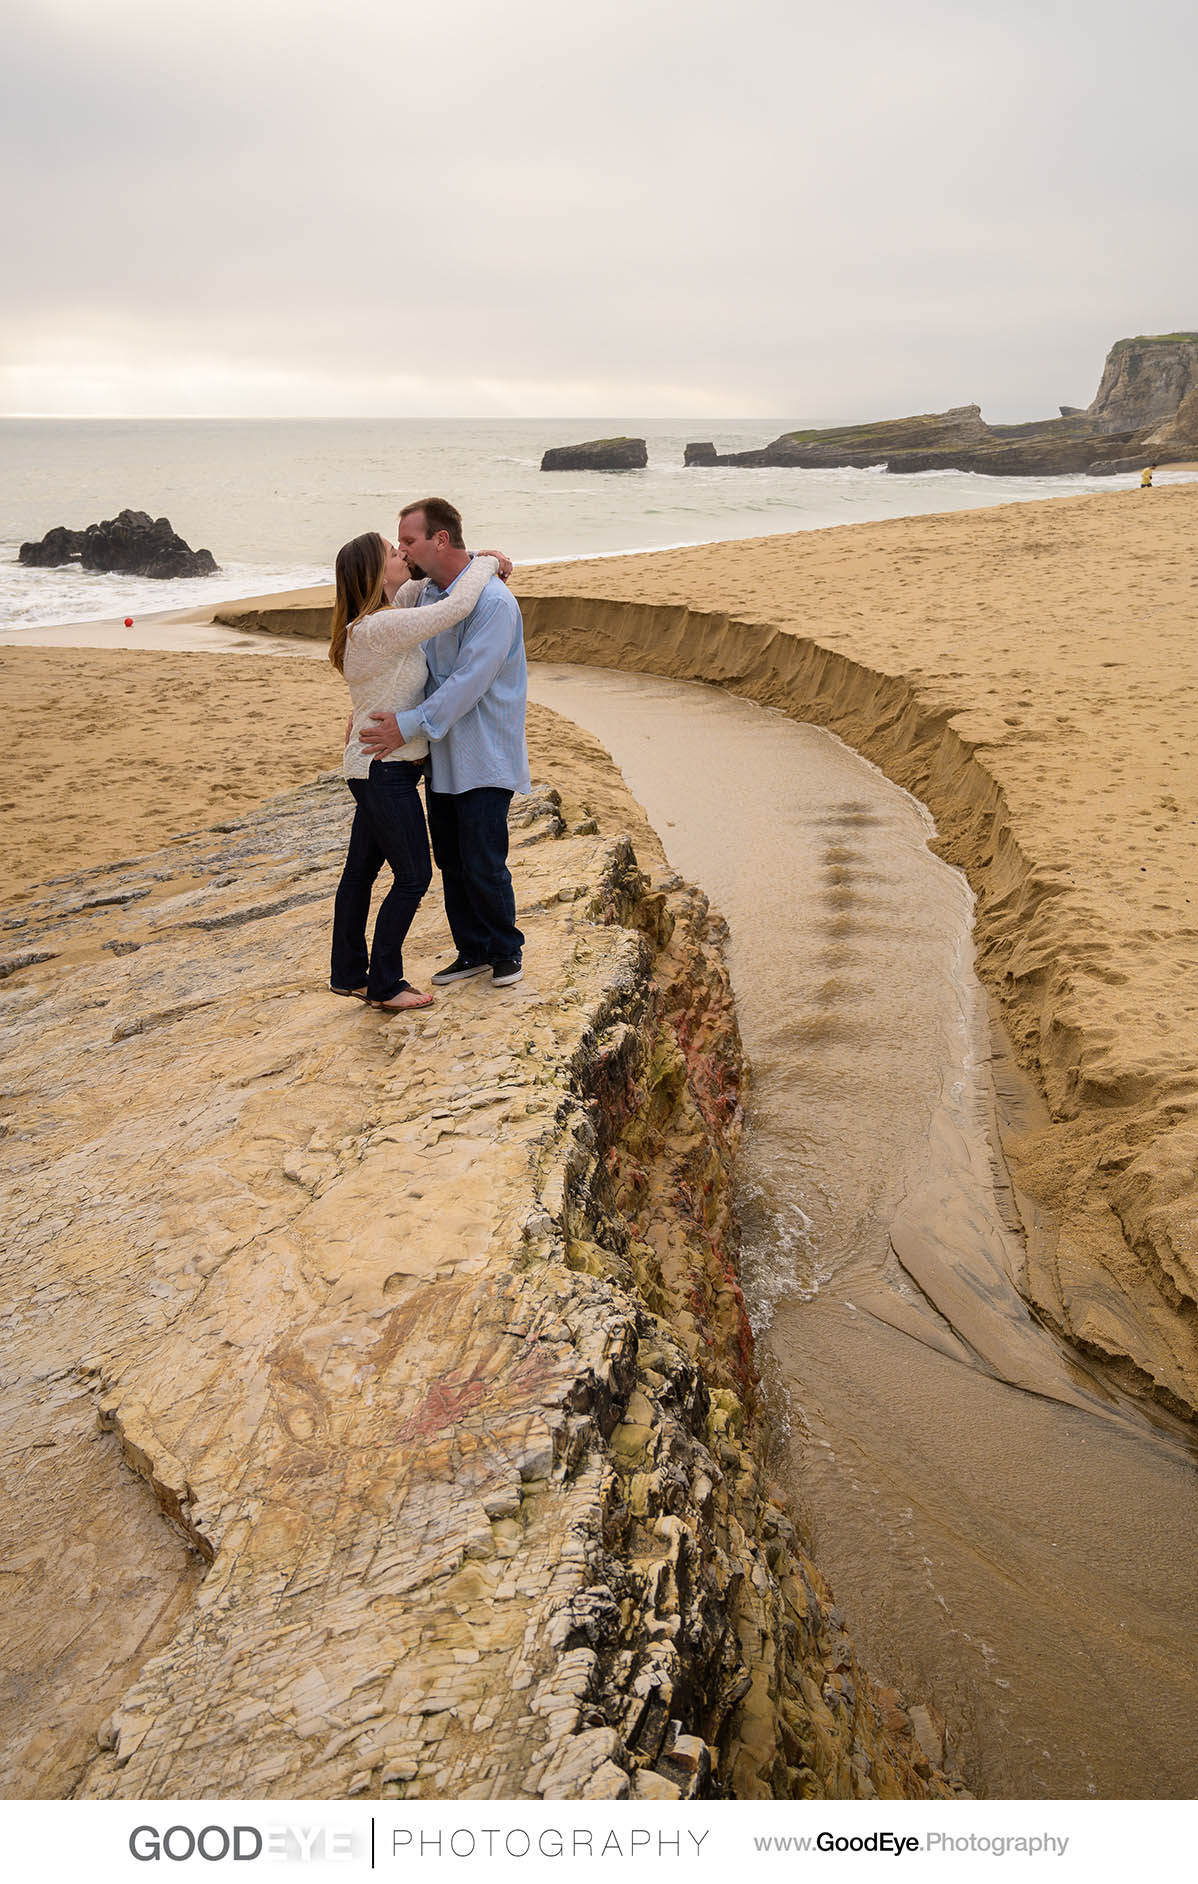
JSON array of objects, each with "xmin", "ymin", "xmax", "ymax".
[{"xmin": 1140, "ymin": 463, "xmax": 1156, "ymax": 488}]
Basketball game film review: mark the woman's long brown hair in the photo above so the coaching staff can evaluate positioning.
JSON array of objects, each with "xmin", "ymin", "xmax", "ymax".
[{"xmin": 329, "ymin": 532, "xmax": 388, "ymax": 673}]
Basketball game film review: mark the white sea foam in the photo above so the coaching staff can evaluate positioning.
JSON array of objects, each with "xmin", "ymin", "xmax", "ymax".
[
  {"xmin": 0, "ymin": 553, "xmax": 331, "ymax": 631},
  {"xmin": 736, "ymin": 1174, "xmax": 827, "ymax": 1335}
]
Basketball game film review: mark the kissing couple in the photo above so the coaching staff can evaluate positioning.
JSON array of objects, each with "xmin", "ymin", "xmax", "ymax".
[{"xmin": 327, "ymin": 497, "xmax": 530, "ymax": 1010}]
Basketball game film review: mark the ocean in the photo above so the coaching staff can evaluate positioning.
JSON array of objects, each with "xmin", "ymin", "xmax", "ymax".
[{"xmin": 0, "ymin": 415, "xmax": 1176, "ymax": 631}]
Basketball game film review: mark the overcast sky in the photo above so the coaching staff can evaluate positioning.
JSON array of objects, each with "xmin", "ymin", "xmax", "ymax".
[{"xmin": 3, "ymin": 0, "xmax": 1196, "ymax": 423}]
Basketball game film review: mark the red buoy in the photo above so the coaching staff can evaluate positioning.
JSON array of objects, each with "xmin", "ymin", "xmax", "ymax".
[{"xmin": 124, "ymin": 617, "xmax": 134, "ymax": 627}]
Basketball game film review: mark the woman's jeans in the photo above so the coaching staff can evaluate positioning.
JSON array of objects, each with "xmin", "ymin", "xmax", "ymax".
[{"xmin": 330, "ymin": 762, "xmax": 432, "ymax": 1001}]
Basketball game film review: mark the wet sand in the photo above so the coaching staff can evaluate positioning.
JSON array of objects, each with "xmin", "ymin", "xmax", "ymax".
[
  {"xmin": 0, "ymin": 584, "xmax": 333, "ymax": 655},
  {"xmin": 530, "ymin": 664, "xmax": 1198, "ymax": 1798},
  {"xmin": 513, "ymin": 487, "xmax": 1198, "ymax": 1423}
]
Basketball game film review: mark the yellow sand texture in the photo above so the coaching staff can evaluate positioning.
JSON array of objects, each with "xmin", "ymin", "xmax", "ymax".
[{"xmin": 4, "ymin": 648, "xmax": 344, "ymax": 900}]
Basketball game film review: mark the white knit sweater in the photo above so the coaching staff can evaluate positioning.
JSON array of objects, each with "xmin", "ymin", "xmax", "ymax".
[{"xmin": 341, "ymin": 555, "xmax": 498, "ymax": 780}]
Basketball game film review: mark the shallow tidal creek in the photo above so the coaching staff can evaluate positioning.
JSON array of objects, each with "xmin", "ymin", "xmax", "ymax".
[{"xmin": 529, "ymin": 662, "xmax": 1198, "ymax": 1800}]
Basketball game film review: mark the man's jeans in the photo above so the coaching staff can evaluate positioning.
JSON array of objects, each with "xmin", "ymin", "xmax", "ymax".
[
  {"xmin": 425, "ymin": 784, "xmax": 524, "ymax": 965},
  {"xmin": 330, "ymin": 762, "xmax": 432, "ymax": 1001}
]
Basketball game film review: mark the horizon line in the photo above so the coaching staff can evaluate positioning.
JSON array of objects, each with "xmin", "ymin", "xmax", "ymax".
[{"xmin": 0, "ymin": 410, "xmax": 779, "ymax": 424}]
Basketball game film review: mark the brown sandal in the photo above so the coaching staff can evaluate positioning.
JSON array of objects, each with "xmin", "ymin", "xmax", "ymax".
[{"xmin": 331, "ymin": 985, "xmax": 369, "ymax": 1000}]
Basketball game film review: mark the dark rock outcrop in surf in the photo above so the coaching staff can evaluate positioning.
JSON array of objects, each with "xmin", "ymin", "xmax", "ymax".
[
  {"xmin": 19, "ymin": 509, "xmax": 218, "ymax": 578},
  {"xmin": 541, "ymin": 437, "xmax": 648, "ymax": 472}
]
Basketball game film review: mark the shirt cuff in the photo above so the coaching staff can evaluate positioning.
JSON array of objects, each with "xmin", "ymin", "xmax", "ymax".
[{"xmin": 395, "ymin": 706, "xmax": 427, "ymax": 743}]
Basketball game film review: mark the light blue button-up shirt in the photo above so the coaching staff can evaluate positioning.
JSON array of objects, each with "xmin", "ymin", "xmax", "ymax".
[{"xmin": 394, "ymin": 564, "xmax": 531, "ymax": 795}]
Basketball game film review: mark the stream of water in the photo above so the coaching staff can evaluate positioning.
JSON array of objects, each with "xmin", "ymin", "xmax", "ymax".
[{"xmin": 528, "ymin": 661, "xmax": 1198, "ymax": 1800}]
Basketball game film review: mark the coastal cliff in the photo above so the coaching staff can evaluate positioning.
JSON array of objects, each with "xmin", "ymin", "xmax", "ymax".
[
  {"xmin": 1144, "ymin": 383, "xmax": 1198, "ymax": 453},
  {"xmin": 687, "ymin": 331, "xmax": 1198, "ymax": 476},
  {"xmin": 0, "ymin": 703, "xmax": 955, "ymax": 1801},
  {"xmin": 1086, "ymin": 332, "xmax": 1198, "ymax": 434}
]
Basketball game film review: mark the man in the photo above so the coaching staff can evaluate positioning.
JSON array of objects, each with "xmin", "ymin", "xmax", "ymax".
[{"xmin": 359, "ymin": 497, "xmax": 530, "ymax": 987}]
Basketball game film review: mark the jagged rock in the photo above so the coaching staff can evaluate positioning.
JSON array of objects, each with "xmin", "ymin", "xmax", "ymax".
[
  {"xmin": 80, "ymin": 510, "xmax": 218, "ymax": 578},
  {"xmin": 1059, "ymin": 405, "xmax": 1085, "ymax": 417},
  {"xmin": 0, "ymin": 754, "xmax": 960, "ymax": 1803},
  {"xmin": 17, "ymin": 525, "xmax": 86, "ymax": 567},
  {"xmin": 1143, "ymin": 382, "xmax": 1198, "ymax": 452},
  {"xmin": 542, "ymin": 437, "xmax": 648, "ymax": 472},
  {"xmin": 1087, "ymin": 384, "xmax": 1198, "ymax": 475},
  {"xmin": 1086, "ymin": 332, "xmax": 1198, "ymax": 434},
  {"xmin": 19, "ymin": 509, "xmax": 217, "ymax": 578},
  {"xmin": 684, "ymin": 442, "xmax": 718, "ymax": 466}
]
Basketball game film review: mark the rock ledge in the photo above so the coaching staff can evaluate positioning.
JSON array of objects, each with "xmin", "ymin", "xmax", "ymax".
[{"xmin": 0, "ymin": 739, "xmax": 957, "ymax": 1800}]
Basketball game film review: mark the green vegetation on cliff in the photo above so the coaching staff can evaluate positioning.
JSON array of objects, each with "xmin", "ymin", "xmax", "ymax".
[{"xmin": 1109, "ymin": 332, "xmax": 1198, "ymax": 350}]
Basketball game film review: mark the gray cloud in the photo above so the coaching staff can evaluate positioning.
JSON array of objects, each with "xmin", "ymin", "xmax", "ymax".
[{"xmin": 4, "ymin": 0, "xmax": 1196, "ymax": 418}]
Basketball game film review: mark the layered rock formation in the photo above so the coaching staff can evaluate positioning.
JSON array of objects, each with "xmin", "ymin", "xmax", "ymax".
[
  {"xmin": 541, "ymin": 438, "xmax": 649, "ymax": 472},
  {"xmin": 1148, "ymin": 381, "xmax": 1198, "ymax": 445},
  {"xmin": 18, "ymin": 524, "xmax": 89, "ymax": 567},
  {"xmin": 1086, "ymin": 332, "xmax": 1198, "ymax": 434},
  {"xmin": 702, "ymin": 406, "xmax": 992, "ymax": 469},
  {"xmin": 685, "ymin": 408, "xmax": 1139, "ymax": 477},
  {"xmin": 685, "ymin": 332, "xmax": 1198, "ymax": 477},
  {"xmin": 19, "ymin": 509, "xmax": 218, "ymax": 578},
  {"xmin": 0, "ymin": 717, "xmax": 956, "ymax": 1801},
  {"xmin": 1094, "ymin": 403, "xmax": 1198, "ymax": 473}
]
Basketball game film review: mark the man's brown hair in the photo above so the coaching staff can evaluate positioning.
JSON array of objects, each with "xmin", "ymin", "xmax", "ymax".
[{"xmin": 399, "ymin": 496, "xmax": 465, "ymax": 549}]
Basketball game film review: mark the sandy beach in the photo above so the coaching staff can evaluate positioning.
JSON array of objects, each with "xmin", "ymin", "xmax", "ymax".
[{"xmin": 2, "ymin": 645, "xmax": 339, "ymax": 903}]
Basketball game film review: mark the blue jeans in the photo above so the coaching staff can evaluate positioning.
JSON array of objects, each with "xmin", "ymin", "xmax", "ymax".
[
  {"xmin": 330, "ymin": 762, "xmax": 433, "ymax": 1001},
  {"xmin": 425, "ymin": 784, "xmax": 524, "ymax": 965}
]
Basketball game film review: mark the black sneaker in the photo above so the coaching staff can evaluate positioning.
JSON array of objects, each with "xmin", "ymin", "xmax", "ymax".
[
  {"xmin": 491, "ymin": 958, "xmax": 523, "ymax": 986},
  {"xmin": 430, "ymin": 957, "xmax": 490, "ymax": 986}
]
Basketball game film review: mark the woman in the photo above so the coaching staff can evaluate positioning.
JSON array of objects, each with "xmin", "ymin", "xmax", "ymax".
[{"xmin": 328, "ymin": 532, "xmax": 499, "ymax": 1010}]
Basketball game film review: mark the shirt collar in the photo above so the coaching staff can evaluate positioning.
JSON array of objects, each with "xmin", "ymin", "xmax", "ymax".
[{"xmin": 425, "ymin": 555, "xmax": 473, "ymax": 600}]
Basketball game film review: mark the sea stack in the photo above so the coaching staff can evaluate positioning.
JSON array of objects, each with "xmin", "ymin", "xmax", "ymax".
[
  {"xmin": 19, "ymin": 509, "xmax": 218, "ymax": 579},
  {"xmin": 541, "ymin": 437, "xmax": 648, "ymax": 472}
]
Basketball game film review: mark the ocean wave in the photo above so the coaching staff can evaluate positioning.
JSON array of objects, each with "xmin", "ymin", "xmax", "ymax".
[
  {"xmin": 6, "ymin": 417, "xmax": 1176, "ymax": 630},
  {"xmin": 0, "ymin": 554, "xmax": 331, "ymax": 631}
]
